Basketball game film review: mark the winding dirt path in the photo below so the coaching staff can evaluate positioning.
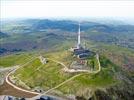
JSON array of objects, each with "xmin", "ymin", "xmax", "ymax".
[
  {"xmin": 47, "ymin": 53, "xmax": 101, "ymax": 73},
  {"xmin": 4, "ymin": 54, "xmax": 101, "ymax": 99},
  {"xmin": 3, "ymin": 57, "xmax": 41, "ymax": 97},
  {"xmin": 31, "ymin": 54, "xmax": 101, "ymax": 99}
]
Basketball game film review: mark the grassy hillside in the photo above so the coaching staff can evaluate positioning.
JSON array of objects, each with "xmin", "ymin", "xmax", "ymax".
[
  {"xmin": 56, "ymin": 54, "xmax": 118, "ymax": 96},
  {"xmin": 9, "ymin": 49, "xmax": 120, "ymax": 98},
  {"xmin": 0, "ymin": 51, "xmax": 39, "ymax": 67},
  {"xmin": 12, "ymin": 57, "xmax": 75, "ymax": 90},
  {"xmin": 0, "ymin": 19, "xmax": 134, "ymax": 55},
  {"xmin": 0, "ymin": 19, "xmax": 134, "ymax": 99}
]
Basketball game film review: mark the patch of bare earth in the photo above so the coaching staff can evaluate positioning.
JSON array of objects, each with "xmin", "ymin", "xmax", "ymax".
[{"xmin": 0, "ymin": 81, "xmax": 37, "ymax": 98}]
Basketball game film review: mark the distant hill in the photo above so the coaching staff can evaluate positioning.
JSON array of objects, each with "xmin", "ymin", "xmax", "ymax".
[
  {"xmin": 0, "ymin": 19, "xmax": 134, "ymax": 100},
  {"xmin": 0, "ymin": 19, "xmax": 134, "ymax": 55},
  {"xmin": 0, "ymin": 31, "xmax": 8, "ymax": 38},
  {"xmin": 1, "ymin": 19, "xmax": 134, "ymax": 33}
]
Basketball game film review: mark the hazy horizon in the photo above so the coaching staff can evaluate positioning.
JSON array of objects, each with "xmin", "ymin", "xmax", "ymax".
[{"xmin": 1, "ymin": 1, "xmax": 134, "ymax": 20}]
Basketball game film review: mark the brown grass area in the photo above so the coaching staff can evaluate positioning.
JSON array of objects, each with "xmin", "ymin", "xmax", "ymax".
[{"xmin": 0, "ymin": 81, "xmax": 37, "ymax": 98}]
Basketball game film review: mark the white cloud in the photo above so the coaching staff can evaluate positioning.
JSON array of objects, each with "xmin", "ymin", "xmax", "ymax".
[{"xmin": 1, "ymin": 0, "xmax": 134, "ymax": 19}]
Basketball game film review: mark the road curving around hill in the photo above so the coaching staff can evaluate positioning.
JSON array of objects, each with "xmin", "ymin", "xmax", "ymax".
[
  {"xmin": 47, "ymin": 53, "xmax": 101, "ymax": 73},
  {"xmin": 5, "ymin": 57, "xmax": 40, "ymax": 95},
  {"xmin": 31, "ymin": 54, "xmax": 101, "ymax": 99},
  {"xmin": 5, "ymin": 54, "xmax": 101, "ymax": 99}
]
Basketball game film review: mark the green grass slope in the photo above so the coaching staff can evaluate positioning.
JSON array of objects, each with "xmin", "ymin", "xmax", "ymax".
[
  {"xmin": 11, "ymin": 50, "xmax": 118, "ymax": 98},
  {"xmin": 12, "ymin": 59, "xmax": 75, "ymax": 90},
  {"xmin": 0, "ymin": 52, "xmax": 37, "ymax": 67}
]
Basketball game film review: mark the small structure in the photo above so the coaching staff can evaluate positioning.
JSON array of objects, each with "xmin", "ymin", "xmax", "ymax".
[
  {"xmin": 33, "ymin": 86, "xmax": 44, "ymax": 93},
  {"xmin": 39, "ymin": 56, "xmax": 47, "ymax": 64},
  {"xmin": 73, "ymin": 48, "xmax": 95, "ymax": 59}
]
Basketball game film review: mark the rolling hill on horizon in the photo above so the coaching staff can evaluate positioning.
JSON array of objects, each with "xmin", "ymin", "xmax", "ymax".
[
  {"xmin": 0, "ymin": 19, "xmax": 134, "ymax": 55},
  {"xmin": 0, "ymin": 18, "xmax": 134, "ymax": 100}
]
